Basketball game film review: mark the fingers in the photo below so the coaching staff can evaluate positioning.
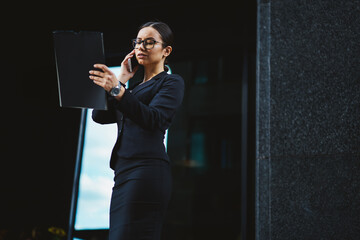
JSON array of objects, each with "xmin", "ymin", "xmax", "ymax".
[
  {"xmin": 89, "ymin": 75, "xmax": 102, "ymax": 81},
  {"xmin": 122, "ymin": 50, "xmax": 136, "ymax": 64},
  {"xmin": 93, "ymin": 64, "xmax": 112, "ymax": 74},
  {"xmin": 91, "ymin": 77, "xmax": 105, "ymax": 88},
  {"xmin": 89, "ymin": 69, "xmax": 104, "ymax": 82},
  {"xmin": 89, "ymin": 64, "xmax": 119, "ymax": 92},
  {"xmin": 89, "ymin": 74, "xmax": 105, "ymax": 87},
  {"xmin": 91, "ymin": 74, "xmax": 113, "ymax": 91},
  {"xmin": 128, "ymin": 49, "xmax": 136, "ymax": 57},
  {"xmin": 126, "ymin": 49, "xmax": 136, "ymax": 58},
  {"xmin": 89, "ymin": 72, "xmax": 114, "ymax": 83},
  {"xmin": 90, "ymin": 63, "xmax": 112, "ymax": 83},
  {"xmin": 89, "ymin": 70, "xmax": 104, "ymax": 78}
]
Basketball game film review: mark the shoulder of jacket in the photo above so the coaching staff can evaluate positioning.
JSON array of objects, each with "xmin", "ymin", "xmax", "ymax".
[{"xmin": 163, "ymin": 73, "xmax": 184, "ymax": 83}]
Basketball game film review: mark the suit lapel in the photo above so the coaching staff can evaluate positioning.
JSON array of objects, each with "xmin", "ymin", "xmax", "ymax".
[
  {"xmin": 131, "ymin": 78, "xmax": 155, "ymax": 95},
  {"xmin": 131, "ymin": 71, "xmax": 167, "ymax": 95}
]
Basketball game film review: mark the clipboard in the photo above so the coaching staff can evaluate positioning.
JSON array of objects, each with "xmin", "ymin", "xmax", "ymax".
[{"xmin": 53, "ymin": 31, "xmax": 107, "ymax": 110}]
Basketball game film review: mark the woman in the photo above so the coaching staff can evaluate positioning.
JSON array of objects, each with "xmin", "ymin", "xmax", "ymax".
[{"xmin": 89, "ymin": 22, "xmax": 184, "ymax": 240}]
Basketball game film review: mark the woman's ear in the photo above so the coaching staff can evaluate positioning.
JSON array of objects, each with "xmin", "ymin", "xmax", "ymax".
[{"xmin": 163, "ymin": 46, "xmax": 172, "ymax": 57}]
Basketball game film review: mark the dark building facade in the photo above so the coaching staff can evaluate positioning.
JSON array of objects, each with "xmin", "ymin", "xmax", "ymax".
[{"xmin": 256, "ymin": 0, "xmax": 360, "ymax": 239}]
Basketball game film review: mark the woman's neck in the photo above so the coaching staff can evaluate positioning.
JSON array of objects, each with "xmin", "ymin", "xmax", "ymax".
[{"xmin": 143, "ymin": 63, "xmax": 165, "ymax": 82}]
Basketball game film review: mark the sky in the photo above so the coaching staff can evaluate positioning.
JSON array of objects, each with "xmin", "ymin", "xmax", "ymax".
[
  {"xmin": 74, "ymin": 66, "xmax": 121, "ymax": 229},
  {"xmin": 75, "ymin": 109, "xmax": 117, "ymax": 229}
]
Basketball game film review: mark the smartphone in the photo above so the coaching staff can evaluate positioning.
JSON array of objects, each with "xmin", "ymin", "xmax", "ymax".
[{"xmin": 128, "ymin": 56, "xmax": 139, "ymax": 72}]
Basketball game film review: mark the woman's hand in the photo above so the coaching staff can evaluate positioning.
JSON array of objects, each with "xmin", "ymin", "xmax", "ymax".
[
  {"xmin": 90, "ymin": 50, "xmax": 138, "ymax": 92},
  {"xmin": 89, "ymin": 64, "xmax": 118, "ymax": 92},
  {"xmin": 118, "ymin": 49, "xmax": 139, "ymax": 84}
]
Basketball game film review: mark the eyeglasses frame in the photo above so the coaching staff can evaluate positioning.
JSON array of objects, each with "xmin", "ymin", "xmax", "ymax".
[{"xmin": 132, "ymin": 38, "xmax": 165, "ymax": 50}]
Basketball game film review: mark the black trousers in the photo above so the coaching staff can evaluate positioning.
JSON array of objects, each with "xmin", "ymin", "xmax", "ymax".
[{"xmin": 109, "ymin": 158, "xmax": 172, "ymax": 240}]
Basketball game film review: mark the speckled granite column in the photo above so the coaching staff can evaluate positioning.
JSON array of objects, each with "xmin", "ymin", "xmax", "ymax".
[{"xmin": 256, "ymin": 1, "xmax": 360, "ymax": 239}]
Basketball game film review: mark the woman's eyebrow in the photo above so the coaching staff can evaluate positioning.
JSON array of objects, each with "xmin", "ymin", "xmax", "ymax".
[{"xmin": 136, "ymin": 37, "xmax": 156, "ymax": 41}]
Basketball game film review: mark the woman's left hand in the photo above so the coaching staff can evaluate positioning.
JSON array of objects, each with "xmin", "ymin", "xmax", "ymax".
[{"xmin": 89, "ymin": 64, "xmax": 118, "ymax": 92}]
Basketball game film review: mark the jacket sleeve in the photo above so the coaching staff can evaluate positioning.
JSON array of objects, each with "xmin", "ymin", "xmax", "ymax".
[
  {"xmin": 92, "ymin": 97, "xmax": 117, "ymax": 124},
  {"xmin": 115, "ymin": 75, "xmax": 184, "ymax": 131}
]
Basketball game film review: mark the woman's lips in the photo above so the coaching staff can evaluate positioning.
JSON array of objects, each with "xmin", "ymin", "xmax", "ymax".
[{"xmin": 137, "ymin": 53, "xmax": 147, "ymax": 59}]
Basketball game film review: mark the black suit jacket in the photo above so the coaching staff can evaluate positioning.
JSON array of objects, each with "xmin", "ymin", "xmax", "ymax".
[{"xmin": 92, "ymin": 71, "xmax": 184, "ymax": 169}]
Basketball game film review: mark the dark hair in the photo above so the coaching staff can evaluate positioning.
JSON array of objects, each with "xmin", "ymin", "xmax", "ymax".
[{"xmin": 139, "ymin": 21, "xmax": 174, "ymax": 48}]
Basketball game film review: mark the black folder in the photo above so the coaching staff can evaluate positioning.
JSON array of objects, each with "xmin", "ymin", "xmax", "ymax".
[{"xmin": 53, "ymin": 31, "xmax": 107, "ymax": 110}]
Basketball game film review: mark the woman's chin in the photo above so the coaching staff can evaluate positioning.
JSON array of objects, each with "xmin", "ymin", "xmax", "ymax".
[{"xmin": 137, "ymin": 59, "xmax": 146, "ymax": 65}]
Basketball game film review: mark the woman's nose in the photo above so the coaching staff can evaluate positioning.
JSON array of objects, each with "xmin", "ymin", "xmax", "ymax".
[{"xmin": 139, "ymin": 42, "xmax": 146, "ymax": 51}]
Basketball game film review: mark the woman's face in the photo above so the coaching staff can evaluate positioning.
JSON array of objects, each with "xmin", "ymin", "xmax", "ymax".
[{"xmin": 135, "ymin": 27, "xmax": 171, "ymax": 67}]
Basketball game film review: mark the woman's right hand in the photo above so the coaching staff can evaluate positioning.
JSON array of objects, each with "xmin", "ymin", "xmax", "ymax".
[{"xmin": 118, "ymin": 49, "xmax": 139, "ymax": 85}]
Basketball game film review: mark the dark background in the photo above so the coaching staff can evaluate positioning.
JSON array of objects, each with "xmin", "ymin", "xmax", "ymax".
[
  {"xmin": 2, "ymin": 1, "xmax": 257, "ymax": 239},
  {"xmin": 256, "ymin": 1, "xmax": 360, "ymax": 239}
]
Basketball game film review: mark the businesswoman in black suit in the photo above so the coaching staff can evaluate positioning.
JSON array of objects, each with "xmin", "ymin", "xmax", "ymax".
[{"xmin": 89, "ymin": 22, "xmax": 184, "ymax": 240}]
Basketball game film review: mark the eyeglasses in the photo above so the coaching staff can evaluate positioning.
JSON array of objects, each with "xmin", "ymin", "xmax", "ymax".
[{"xmin": 132, "ymin": 38, "xmax": 164, "ymax": 50}]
